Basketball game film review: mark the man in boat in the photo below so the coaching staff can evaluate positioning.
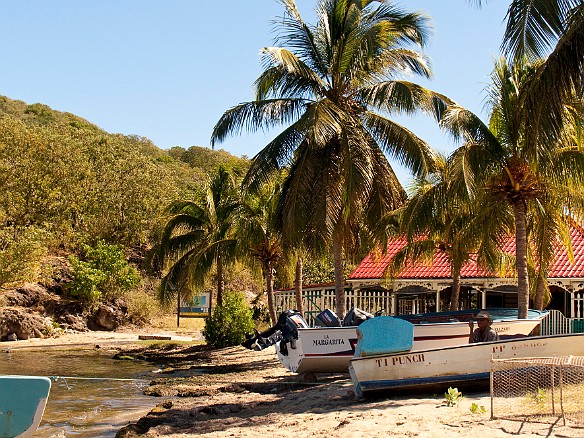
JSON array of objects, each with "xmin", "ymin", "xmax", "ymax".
[{"xmin": 468, "ymin": 311, "xmax": 500, "ymax": 343}]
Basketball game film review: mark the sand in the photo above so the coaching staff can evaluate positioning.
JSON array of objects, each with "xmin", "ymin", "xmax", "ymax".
[{"xmin": 4, "ymin": 330, "xmax": 583, "ymax": 437}]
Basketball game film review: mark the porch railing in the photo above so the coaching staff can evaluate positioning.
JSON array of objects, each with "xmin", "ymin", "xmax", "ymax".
[
  {"xmin": 274, "ymin": 289, "xmax": 391, "ymax": 326},
  {"xmin": 540, "ymin": 309, "xmax": 584, "ymax": 335},
  {"xmin": 275, "ymin": 291, "xmax": 584, "ymax": 333}
]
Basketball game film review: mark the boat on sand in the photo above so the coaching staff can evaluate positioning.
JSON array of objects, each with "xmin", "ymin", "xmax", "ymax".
[
  {"xmin": 349, "ymin": 331, "xmax": 584, "ymax": 397},
  {"xmin": 244, "ymin": 308, "xmax": 547, "ymax": 374}
]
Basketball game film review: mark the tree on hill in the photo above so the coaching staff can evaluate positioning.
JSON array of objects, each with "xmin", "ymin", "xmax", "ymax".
[{"xmin": 154, "ymin": 166, "xmax": 240, "ymax": 308}]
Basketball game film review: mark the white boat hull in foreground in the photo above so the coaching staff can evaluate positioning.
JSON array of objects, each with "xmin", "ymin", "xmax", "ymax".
[
  {"xmin": 349, "ymin": 333, "xmax": 584, "ymax": 397},
  {"xmin": 277, "ymin": 310, "xmax": 546, "ymax": 373}
]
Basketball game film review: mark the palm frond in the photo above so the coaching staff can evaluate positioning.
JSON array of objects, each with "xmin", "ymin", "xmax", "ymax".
[
  {"xmin": 211, "ymin": 99, "xmax": 308, "ymax": 147},
  {"xmin": 502, "ymin": 0, "xmax": 579, "ymax": 59},
  {"xmin": 363, "ymin": 111, "xmax": 436, "ymax": 177}
]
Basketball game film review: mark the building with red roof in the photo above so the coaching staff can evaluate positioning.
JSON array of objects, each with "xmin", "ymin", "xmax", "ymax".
[{"xmin": 347, "ymin": 227, "xmax": 584, "ymax": 318}]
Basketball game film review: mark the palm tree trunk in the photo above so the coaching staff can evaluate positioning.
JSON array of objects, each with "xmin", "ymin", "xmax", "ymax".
[
  {"xmin": 449, "ymin": 265, "xmax": 462, "ymax": 311},
  {"xmin": 333, "ymin": 231, "xmax": 346, "ymax": 319},
  {"xmin": 534, "ymin": 272, "xmax": 548, "ymax": 311},
  {"xmin": 265, "ymin": 262, "xmax": 277, "ymax": 324},
  {"xmin": 216, "ymin": 256, "xmax": 224, "ymax": 307},
  {"xmin": 514, "ymin": 201, "xmax": 530, "ymax": 319},
  {"xmin": 294, "ymin": 256, "xmax": 304, "ymax": 317}
]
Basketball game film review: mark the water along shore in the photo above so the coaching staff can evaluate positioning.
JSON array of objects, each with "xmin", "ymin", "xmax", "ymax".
[{"xmin": 3, "ymin": 330, "xmax": 583, "ymax": 437}]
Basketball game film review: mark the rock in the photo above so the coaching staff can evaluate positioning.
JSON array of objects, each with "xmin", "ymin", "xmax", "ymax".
[
  {"xmin": 88, "ymin": 304, "xmax": 125, "ymax": 331},
  {"xmin": 3, "ymin": 283, "xmax": 51, "ymax": 308},
  {"xmin": 39, "ymin": 256, "xmax": 74, "ymax": 293},
  {"xmin": 0, "ymin": 308, "xmax": 48, "ymax": 341}
]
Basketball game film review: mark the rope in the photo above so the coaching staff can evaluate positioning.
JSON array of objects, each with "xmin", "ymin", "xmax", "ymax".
[{"xmin": 46, "ymin": 375, "xmax": 351, "ymax": 389}]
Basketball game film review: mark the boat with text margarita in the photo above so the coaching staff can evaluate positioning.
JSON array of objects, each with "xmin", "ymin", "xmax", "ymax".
[{"xmin": 243, "ymin": 308, "xmax": 548, "ymax": 374}]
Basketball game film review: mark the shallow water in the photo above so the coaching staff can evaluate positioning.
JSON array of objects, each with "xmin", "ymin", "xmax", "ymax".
[{"xmin": 0, "ymin": 348, "xmax": 163, "ymax": 437}]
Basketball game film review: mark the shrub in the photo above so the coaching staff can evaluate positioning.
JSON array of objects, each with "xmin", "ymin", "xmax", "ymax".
[
  {"xmin": 0, "ymin": 226, "xmax": 49, "ymax": 287},
  {"xmin": 65, "ymin": 240, "xmax": 140, "ymax": 306},
  {"xmin": 203, "ymin": 291, "xmax": 254, "ymax": 348}
]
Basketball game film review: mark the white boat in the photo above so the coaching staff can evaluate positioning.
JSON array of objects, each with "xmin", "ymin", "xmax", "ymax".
[
  {"xmin": 0, "ymin": 375, "xmax": 51, "ymax": 437},
  {"xmin": 349, "ymin": 332, "xmax": 584, "ymax": 397},
  {"xmin": 276, "ymin": 308, "xmax": 547, "ymax": 373}
]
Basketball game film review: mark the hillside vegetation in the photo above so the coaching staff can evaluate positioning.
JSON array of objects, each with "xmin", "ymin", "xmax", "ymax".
[{"xmin": 0, "ymin": 95, "xmax": 252, "ymax": 321}]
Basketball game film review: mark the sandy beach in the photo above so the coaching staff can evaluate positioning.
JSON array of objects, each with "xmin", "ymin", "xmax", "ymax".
[{"xmin": 5, "ymin": 330, "xmax": 583, "ymax": 437}]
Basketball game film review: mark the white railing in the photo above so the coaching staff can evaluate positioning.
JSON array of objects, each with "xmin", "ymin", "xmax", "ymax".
[
  {"xmin": 274, "ymin": 289, "xmax": 391, "ymax": 326},
  {"xmin": 275, "ymin": 292, "xmax": 584, "ymax": 333},
  {"xmin": 572, "ymin": 290, "xmax": 583, "ymax": 318},
  {"xmin": 540, "ymin": 309, "xmax": 584, "ymax": 335}
]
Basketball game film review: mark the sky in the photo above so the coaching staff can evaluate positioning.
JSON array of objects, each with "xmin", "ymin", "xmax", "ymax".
[{"xmin": 0, "ymin": 1, "xmax": 510, "ymax": 185}]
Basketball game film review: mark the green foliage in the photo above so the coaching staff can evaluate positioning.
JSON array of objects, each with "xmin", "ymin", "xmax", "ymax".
[
  {"xmin": 444, "ymin": 387, "xmax": 463, "ymax": 407},
  {"xmin": 0, "ymin": 225, "xmax": 49, "ymax": 286},
  {"xmin": 202, "ymin": 291, "xmax": 254, "ymax": 348},
  {"xmin": 65, "ymin": 240, "xmax": 140, "ymax": 305},
  {"xmin": 532, "ymin": 387, "xmax": 546, "ymax": 406},
  {"xmin": 470, "ymin": 402, "xmax": 487, "ymax": 414}
]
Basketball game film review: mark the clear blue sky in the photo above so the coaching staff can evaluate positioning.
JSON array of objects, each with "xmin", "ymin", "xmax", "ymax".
[{"xmin": 0, "ymin": 1, "xmax": 509, "ymax": 185}]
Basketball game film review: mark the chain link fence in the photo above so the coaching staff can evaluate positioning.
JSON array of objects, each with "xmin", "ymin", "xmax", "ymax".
[{"xmin": 490, "ymin": 356, "xmax": 584, "ymax": 426}]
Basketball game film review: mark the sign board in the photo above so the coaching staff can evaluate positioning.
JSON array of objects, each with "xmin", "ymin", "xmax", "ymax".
[{"xmin": 179, "ymin": 293, "xmax": 211, "ymax": 318}]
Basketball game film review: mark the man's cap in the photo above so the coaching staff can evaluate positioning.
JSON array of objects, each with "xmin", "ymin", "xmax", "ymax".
[{"xmin": 476, "ymin": 311, "xmax": 491, "ymax": 320}]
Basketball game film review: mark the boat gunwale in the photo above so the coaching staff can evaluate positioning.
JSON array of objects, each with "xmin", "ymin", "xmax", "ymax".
[{"xmin": 349, "ymin": 332, "xmax": 584, "ymax": 363}]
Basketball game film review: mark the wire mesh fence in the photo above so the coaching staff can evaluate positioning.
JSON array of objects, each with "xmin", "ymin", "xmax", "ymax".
[{"xmin": 490, "ymin": 356, "xmax": 584, "ymax": 426}]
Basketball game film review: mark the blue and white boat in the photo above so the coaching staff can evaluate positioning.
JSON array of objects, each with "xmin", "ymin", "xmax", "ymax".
[
  {"xmin": 0, "ymin": 375, "xmax": 51, "ymax": 438},
  {"xmin": 348, "ymin": 317, "xmax": 584, "ymax": 397}
]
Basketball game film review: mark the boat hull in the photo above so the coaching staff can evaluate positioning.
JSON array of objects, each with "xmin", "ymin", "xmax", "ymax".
[
  {"xmin": 348, "ymin": 333, "xmax": 584, "ymax": 397},
  {"xmin": 277, "ymin": 311, "xmax": 545, "ymax": 373},
  {"xmin": 0, "ymin": 375, "xmax": 51, "ymax": 438}
]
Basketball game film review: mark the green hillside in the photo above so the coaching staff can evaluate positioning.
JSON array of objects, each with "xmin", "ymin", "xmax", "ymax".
[{"xmin": 0, "ymin": 95, "xmax": 249, "ymax": 294}]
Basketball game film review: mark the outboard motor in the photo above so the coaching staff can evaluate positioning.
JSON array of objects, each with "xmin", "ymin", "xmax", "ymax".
[
  {"xmin": 242, "ymin": 310, "xmax": 308, "ymax": 354},
  {"xmin": 314, "ymin": 309, "xmax": 341, "ymax": 327},
  {"xmin": 342, "ymin": 307, "xmax": 374, "ymax": 326}
]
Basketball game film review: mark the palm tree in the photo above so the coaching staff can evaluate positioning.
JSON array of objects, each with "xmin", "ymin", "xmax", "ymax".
[
  {"xmin": 472, "ymin": 1, "xmax": 583, "ymax": 158},
  {"xmin": 237, "ymin": 182, "xmax": 283, "ymax": 324},
  {"xmin": 382, "ymin": 154, "xmax": 505, "ymax": 311},
  {"xmin": 440, "ymin": 58, "xmax": 584, "ymax": 318},
  {"xmin": 212, "ymin": 0, "xmax": 451, "ymax": 317},
  {"xmin": 154, "ymin": 166, "xmax": 239, "ymax": 308}
]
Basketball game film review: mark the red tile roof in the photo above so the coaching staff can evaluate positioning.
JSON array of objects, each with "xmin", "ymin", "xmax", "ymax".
[{"xmin": 349, "ymin": 225, "xmax": 584, "ymax": 280}]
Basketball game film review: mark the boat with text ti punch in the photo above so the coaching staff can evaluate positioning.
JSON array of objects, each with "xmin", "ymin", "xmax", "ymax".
[
  {"xmin": 348, "ymin": 316, "xmax": 584, "ymax": 397},
  {"xmin": 243, "ymin": 308, "xmax": 547, "ymax": 374},
  {"xmin": 0, "ymin": 375, "xmax": 51, "ymax": 438}
]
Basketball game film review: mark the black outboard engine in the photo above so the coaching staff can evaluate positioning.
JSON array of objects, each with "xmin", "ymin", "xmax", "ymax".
[
  {"xmin": 342, "ymin": 307, "xmax": 374, "ymax": 326},
  {"xmin": 314, "ymin": 309, "xmax": 341, "ymax": 327},
  {"xmin": 242, "ymin": 310, "xmax": 308, "ymax": 354}
]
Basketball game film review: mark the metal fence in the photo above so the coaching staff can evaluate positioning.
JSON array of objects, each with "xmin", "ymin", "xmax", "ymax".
[{"xmin": 491, "ymin": 355, "xmax": 584, "ymax": 426}]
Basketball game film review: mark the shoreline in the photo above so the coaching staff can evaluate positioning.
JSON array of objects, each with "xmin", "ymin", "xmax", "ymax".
[{"xmin": 5, "ymin": 330, "xmax": 583, "ymax": 437}]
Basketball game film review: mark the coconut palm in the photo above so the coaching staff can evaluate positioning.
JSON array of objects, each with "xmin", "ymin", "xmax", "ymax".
[
  {"xmin": 472, "ymin": 0, "xmax": 583, "ymax": 157},
  {"xmin": 382, "ymin": 154, "xmax": 507, "ymax": 311},
  {"xmin": 527, "ymin": 113, "xmax": 584, "ymax": 310},
  {"xmin": 154, "ymin": 166, "xmax": 239, "ymax": 308},
  {"xmin": 212, "ymin": 0, "xmax": 452, "ymax": 317},
  {"xmin": 440, "ymin": 57, "xmax": 584, "ymax": 318},
  {"xmin": 237, "ymin": 182, "xmax": 284, "ymax": 324}
]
